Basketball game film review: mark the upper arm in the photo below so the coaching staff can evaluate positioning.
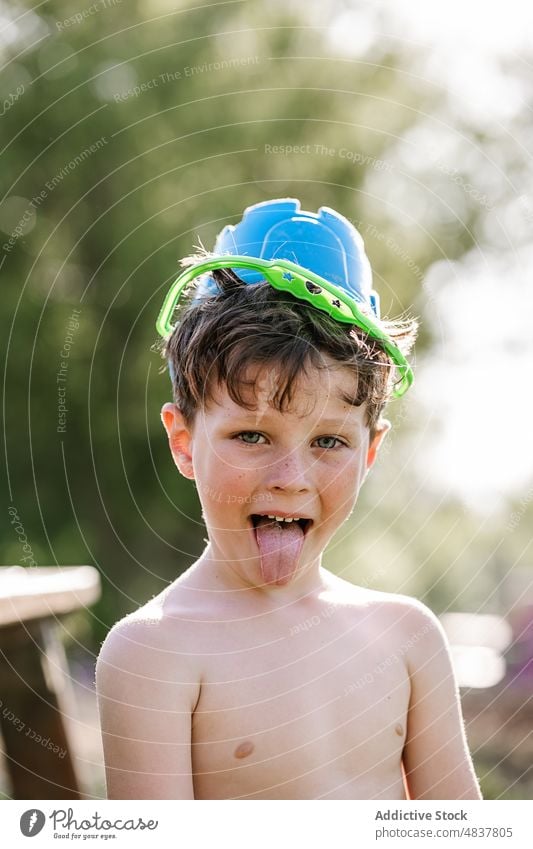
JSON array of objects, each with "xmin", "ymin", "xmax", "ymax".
[
  {"xmin": 95, "ymin": 617, "xmax": 200, "ymax": 800},
  {"xmin": 400, "ymin": 601, "xmax": 482, "ymax": 800}
]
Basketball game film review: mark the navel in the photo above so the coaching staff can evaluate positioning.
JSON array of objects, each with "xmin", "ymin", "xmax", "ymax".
[
  {"xmin": 234, "ymin": 740, "xmax": 255, "ymax": 759},
  {"xmin": 394, "ymin": 724, "xmax": 404, "ymax": 737}
]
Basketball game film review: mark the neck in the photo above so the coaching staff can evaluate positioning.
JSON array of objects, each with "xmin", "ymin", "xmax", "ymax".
[{"xmin": 189, "ymin": 543, "xmax": 327, "ymax": 604}]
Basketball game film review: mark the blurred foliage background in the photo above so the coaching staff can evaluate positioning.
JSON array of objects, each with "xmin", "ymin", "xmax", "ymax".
[{"xmin": 1, "ymin": 0, "xmax": 532, "ymax": 800}]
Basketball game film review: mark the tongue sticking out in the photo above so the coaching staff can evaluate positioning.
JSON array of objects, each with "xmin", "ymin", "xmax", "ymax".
[{"xmin": 253, "ymin": 516, "xmax": 306, "ymax": 585}]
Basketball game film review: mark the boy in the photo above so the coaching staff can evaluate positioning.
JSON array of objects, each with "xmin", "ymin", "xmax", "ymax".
[{"xmin": 96, "ymin": 199, "xmax": 482, "ymax": 800}]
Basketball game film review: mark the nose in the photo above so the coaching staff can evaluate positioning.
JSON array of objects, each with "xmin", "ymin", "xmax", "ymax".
[{"xmin": 264, "ymin": 447, "xmax": 312, "ymax": 494}]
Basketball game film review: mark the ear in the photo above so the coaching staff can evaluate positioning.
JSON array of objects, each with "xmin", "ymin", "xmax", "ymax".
[
  {"xmin": 160, "ymin": 402, "xmax": 195, "ymax": 480},
  {"xmin": 366, "ymin": 419, "xmax": 391, "ymax": 471}
]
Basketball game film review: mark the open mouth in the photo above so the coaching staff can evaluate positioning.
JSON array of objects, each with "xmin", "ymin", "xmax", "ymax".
[{"xmin": 249, "ymin": 514, "xmax": 313, "ymax": 534}]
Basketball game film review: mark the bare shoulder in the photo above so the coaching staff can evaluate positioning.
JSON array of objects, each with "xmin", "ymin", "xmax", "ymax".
[
  {"xmin": 379, "ymin": 594, "xmax": 483, "ymax": 799},
  {"xmin": 95, "ymin": 592, "xmax": 202, "ymax": 799},
  {"xmin": 325, "ymin": 576, "xmax": 446, "ymax": 662},
  {"xmin": 325, "ymin": 575, "xmax": 440, "ymax": 635},
  {"xmin": 348, "ymin": 585, "xmax": 442, "ymax": 642},
  {"xmin": 337, "ymin": 583, "xmax": 436, "ymax": 619},
  {"xmin": 365, "ymin": 592, "xmax": 448, "ymax": 668},
  {"xmin": 337, "ymin": 585, "xmax": 455, "ymax": 690},
  {"xmin": 343, "ymin": 589, "xmax": 481, "ymax": 799},
  {"xmin": 96, "ymin": 588, "xmax": 202, "ymax": 689}
]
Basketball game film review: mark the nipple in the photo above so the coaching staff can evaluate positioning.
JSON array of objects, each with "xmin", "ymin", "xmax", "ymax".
[{"xmin": 234, "ymin": 740, "xmax": 255, "ymax": 759}]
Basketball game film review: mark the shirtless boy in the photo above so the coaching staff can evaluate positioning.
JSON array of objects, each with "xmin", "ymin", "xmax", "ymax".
[{"xmin": 96, "ymin": 198, "xmax": 482, "ymax": 800}]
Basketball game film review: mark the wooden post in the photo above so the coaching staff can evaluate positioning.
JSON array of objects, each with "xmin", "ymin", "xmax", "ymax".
[
  {"xmin": 0, "ymin": 618, "xmax": 82, "ymax": 799},
  {"xmin": 0, "ymin": 565, "xmax": 101, "ymax": 799}
]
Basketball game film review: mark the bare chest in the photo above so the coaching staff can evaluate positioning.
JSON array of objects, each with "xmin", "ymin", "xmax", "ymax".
[{"xmin": 190, "ymin": 613, "xmax": 410, "ymax": 799}]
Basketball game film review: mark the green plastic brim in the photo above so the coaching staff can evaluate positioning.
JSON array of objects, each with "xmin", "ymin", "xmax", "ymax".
[{"xmin": 157, "ymin": 255, "xmax": 413, "ymax": 398}]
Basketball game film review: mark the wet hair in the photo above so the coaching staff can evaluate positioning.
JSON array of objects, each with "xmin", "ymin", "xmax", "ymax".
[{"xmin": 160, "ymin": 250, "xmax": 418, "ymax": 439}]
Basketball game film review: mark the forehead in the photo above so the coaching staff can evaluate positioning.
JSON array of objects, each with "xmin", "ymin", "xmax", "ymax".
[{"xmin": 204, "ymin": 356, "xmax": 367, "ymax": 427}]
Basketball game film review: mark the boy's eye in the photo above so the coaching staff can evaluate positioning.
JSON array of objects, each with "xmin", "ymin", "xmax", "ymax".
[
  {"xmin": 314, "ymin": 436, "xmax": 344, "ymax": 450},
  {"xmin": 236, "ymin": 431, "xmax": 266, "ymax": 444}
]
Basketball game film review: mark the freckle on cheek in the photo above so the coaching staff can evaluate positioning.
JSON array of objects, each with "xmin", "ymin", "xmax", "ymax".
[{"xmin": 234, "ymin": 740, "xmax": 255, "ymax": 759}]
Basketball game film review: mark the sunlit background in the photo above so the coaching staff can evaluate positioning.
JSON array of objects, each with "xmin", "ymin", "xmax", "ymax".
[{"xmin": 1, "ymin": 0, "xmax": 532, "ymax": 800}]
